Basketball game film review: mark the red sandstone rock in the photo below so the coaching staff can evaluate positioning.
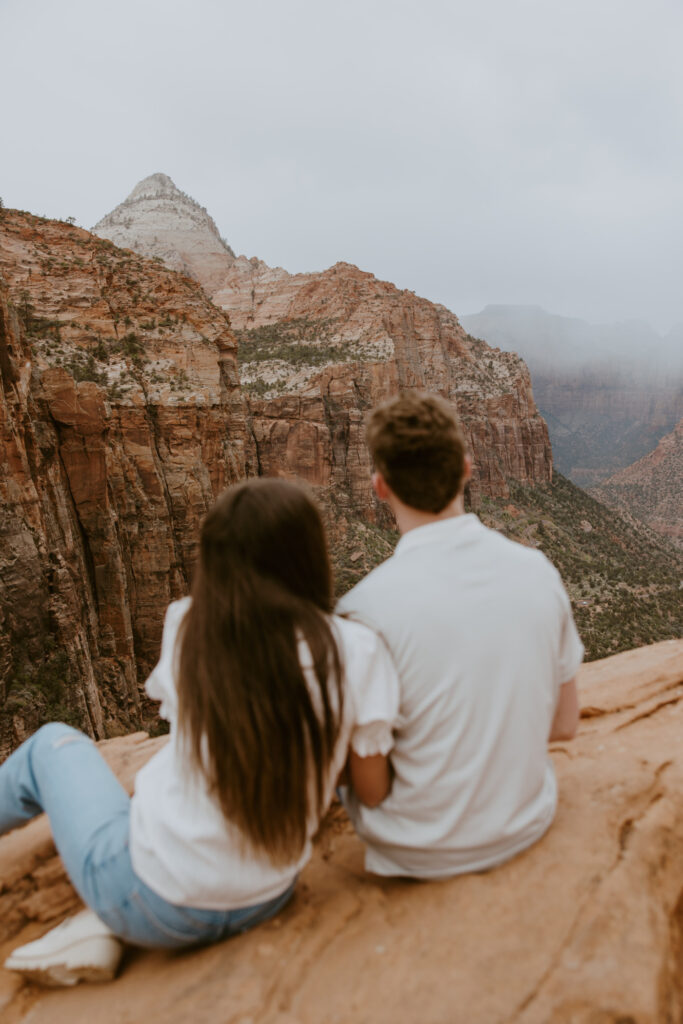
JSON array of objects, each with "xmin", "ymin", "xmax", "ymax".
[
  {"xmin": 0, "ymin": 201, "xmax": 554, "ymax": 751},
  {"xmin": 94, "ymin": 177, "xmax": 554, "ymax": 507},
  {"xmin": 1, "ymin": 640, "xmax": 682, "ymax": 1024},
  {"xmin": 0, "ymin": 211, "xmax": 250, "ymax": 753},
  {"xmin": 225, "ymin": 260, "xmax": 553, "ymax": 507}
]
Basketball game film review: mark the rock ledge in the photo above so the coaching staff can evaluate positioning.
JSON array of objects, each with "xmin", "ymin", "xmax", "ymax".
[{"xmin": 1, "ymin": 639, "xmax": 683, "ymax": 1024}]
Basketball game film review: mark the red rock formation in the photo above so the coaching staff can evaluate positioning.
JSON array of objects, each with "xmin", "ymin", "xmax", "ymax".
[
  {"xmin": 0, "ymin": 211, "xmax": 250, "ymax": 754},
  {"xmin": 230, "ymin": 261, "xmax": 553, "ymax": 509},
  {"xmin": 0, "ymin": 203, "xmax": 551, "ymax": 754},
  {"xmin": 1, "ymin": 639, "xmax": 682, "ymax": 1023},
  {"xmin": 95, "ymin": 177, "xmax": 554, "ymax": 511}
]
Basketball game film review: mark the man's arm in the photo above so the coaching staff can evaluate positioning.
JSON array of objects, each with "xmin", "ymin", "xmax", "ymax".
[{"xmin": 549, "ymin": 676, "xmax": 580, "ymax": 742}]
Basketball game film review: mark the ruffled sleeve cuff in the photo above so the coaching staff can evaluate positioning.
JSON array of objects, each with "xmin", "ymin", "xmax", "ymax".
[{"xmin": 350, "ymin": 719, "xmax": 394, "ymax": 758}]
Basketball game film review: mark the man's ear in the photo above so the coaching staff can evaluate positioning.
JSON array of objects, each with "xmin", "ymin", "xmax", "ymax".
[
  {"xmin": 372, "ymin": 471, "xmax": 390, "ymax": 502},
  {"xmin": 463, "ymin": 454, "xmax": 472, "ymax": 484}
]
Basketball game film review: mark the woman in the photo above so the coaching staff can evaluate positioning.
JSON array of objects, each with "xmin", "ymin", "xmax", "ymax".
[{"xmin": 1, "ymin": 479, "xmax": 399, "ymax": 985}]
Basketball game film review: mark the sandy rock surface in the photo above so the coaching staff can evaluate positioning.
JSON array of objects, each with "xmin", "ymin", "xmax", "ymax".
[{"xmin": 1, "ymin": 639, "xmax": 683, "ymax": 1023}]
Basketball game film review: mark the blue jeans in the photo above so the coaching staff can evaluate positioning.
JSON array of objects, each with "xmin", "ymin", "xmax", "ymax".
[{"xmin": 0, "ymin": 723, "xmax": 295, "ymax": 949}]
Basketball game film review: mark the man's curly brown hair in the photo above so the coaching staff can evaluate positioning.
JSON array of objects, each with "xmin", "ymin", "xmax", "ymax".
[{"xmin": 366, "ymin": 392, "xmax": 467, "ymax": 513}]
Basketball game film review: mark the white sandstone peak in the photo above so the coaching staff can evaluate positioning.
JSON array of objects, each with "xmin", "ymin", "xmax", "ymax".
[
  {"xmin": 128, "ymin": 172, "xmax": 179, "ymax": 200},
  {"xmin": 92, "ymin": 173, "xmax": 235, "ymax": 291}
]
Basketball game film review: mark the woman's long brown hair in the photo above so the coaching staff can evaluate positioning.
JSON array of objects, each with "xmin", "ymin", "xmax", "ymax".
[{"xmin": 177, "ymin": 478, "xmax": 343, "ymax": 865}]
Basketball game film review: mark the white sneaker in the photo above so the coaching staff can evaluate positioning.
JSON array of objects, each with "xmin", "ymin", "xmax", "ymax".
[{"xmin": 4, "ymin": 909, "xmax": 124, "ymax": 986}]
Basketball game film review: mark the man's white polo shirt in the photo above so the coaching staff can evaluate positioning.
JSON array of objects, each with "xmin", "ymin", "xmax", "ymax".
[{"xmin": 338, "ymin": 513, "xmax": 584, "ymax": 878}]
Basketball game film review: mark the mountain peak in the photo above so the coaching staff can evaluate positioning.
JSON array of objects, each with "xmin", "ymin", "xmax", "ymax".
[
  {"xmin": 92, "ymin": 174, "xmax": 235, "ymax": 290},
  {"xmin": 128, "ymin": 172, "xmax": 182, "ymax": 201}
]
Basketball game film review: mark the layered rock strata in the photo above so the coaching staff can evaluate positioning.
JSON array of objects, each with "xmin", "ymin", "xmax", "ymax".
[
  {"xmin": 528, "ymin": 374, "xmax": 682, "ymax": 488},
  {"xmin": 227, "ymin": 260, "xmax": 553, "ymax": 509},
  {"xmin": 95, "ymin": 176, "xmax": 554, "ymax": 511},
  {"xmin": 0, "ymin": 211, "xmax": 249, "ymax": 753},
  {"xmin": 1, "ymin": 639, "xmax": 682, "ymax": 1024},
  {"xmin": 0, "ymin": 199, "xmax": 553, "ymax": 754}
]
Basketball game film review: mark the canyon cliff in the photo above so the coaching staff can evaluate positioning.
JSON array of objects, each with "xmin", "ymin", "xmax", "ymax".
[
  {"xmin": 2, "ymin": 180, "xmax": 680, "ymax": 752},
  {"xmin": 461, "ymin": 305, "xmax": 683, "ymax": 489},
  {"xmin": 592, "ymin": 417, "xmax": 683, "ymax": 548},
  {"xmin": 1, "ymin": 639, "xmax": 682, "ymax": 1024},
  {"xmin": 235, "ymin": 263, "xmax": 553, "ymax": 512},
  {"xmin": 0, "ymin": 210, "xmax": 249, "ymax": 755},
  {"xmin": 95, "ymin": 175, "xmax": 554, "ymax": 512},
  {"xmin": 0, "ymin": 201, "xmax": 552, "ymax": 753}
]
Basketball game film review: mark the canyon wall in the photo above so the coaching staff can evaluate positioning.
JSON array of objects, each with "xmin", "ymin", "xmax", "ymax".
[
  {"xmin": 461, "ymin": 305, "xmax": 683, "ymax": 489},
  {"xmin": 0, "ymin": 210, "xmax": 250, "ymax": 754},
  {"xmin": 592, "ymin": 417, "xmax": 683, "ymax": 548},
  {"xmin": 96, "ymin": 175, "xmax": 554, "ymax": 513},
  {"xmin": 530, "ymin": 373, "xmax": 682, "ymax": 488},
  {"xmin": 231, "ymin": 260, "xmax": 553, "ymax": 512},
  {"xmin": 0, "ymin": 190, "xmax": 557, "ymax": 751}
]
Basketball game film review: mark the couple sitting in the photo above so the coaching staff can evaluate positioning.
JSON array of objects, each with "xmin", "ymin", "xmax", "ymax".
[{"xmin": 1, "ymin": 392, "xmax": 582, "ymax": 986}]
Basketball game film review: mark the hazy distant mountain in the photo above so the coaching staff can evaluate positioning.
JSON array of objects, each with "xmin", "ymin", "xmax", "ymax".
[
  {"xmin": 591, "ymin": 418, "xmax": 683, "ymax": 549},
  {"xmin": 461, "ymin": 305, "xmax": 683, "ymax": 487},
  {"xmin": 461, "ymin": 305, "xmax": 683, "ymax": 378}
]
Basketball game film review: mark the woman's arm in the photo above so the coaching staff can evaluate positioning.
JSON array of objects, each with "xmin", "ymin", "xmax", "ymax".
[{"xmin": 348, "ymin": 750, "xmax": 393, "ymax": 808}]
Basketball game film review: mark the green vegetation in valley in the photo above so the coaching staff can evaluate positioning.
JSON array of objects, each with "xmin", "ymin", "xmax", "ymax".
[
  {"xmin": 331, "ymin": 517, "xmax": 399, "ymax": 598},
  {"xmin": 476, "ymin": 472, "xmax": 683, "ymax": 661},
  {"xmin": 331, "ymin": 472, "xmax": 682, "ymax": 663},
  {"xmin": 235, "ymin": 316, "xmax": 344, "ymax": 367},
  {"xmin": 4, "ymin": 638, "xmax": 84, "ymax": 733}
]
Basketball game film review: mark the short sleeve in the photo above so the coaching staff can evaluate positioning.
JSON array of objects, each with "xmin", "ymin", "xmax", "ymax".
[
  {"xmin": 351, "ymin": 720, "xmax": 395, "ymax": 757},
  {"xmin": 334, "ymin": 618, "xmax": 401, "ymax": 758},
  {"xmin": 144, "ymin": 598, "xmax": 190, "ymax": 723},
  {"xmin": 556, "ymin": 583, "xmax": 584, "ymax": 684}
]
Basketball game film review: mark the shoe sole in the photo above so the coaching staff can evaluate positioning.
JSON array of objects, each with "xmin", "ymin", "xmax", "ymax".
[
  {"xmin": 4, "ymin": 962, "xmax": 118, "ymax": 987},
  {"xmin": 5, "ymin": 937, "xmax": 122, "ymax": 987}
]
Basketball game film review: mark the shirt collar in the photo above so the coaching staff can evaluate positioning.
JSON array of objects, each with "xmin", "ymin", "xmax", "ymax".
[{"xmin": 394, "ymin": 513, "xmax": 482, "ymax": 557}]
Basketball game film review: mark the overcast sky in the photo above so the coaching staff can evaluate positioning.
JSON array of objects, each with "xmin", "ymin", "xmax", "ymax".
[{"xmin": 2, "ymin": 0, "xmax": 683, "ymax": 332}]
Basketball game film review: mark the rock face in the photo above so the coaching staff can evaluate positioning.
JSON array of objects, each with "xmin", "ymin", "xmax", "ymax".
[
  {"xmin": 92, "ymin": 174, "xmax": 236, "ymax": 295},
  {"xmin": 94, "ymin": 176, "xmax": 554, "ymax": 509},
  {"xmin": 0, "ymin": 196, "xmax": 554, "ymax": 755},
  {"xmin": 591, "ymin": 417, "xmax": 683, "ymax": 548},
  {"xmin": 461, "ymin": 305, "xmax": 683, "ymax": 489},
  {"xmin": 233, "ymin": 261, "xmax": 554, "ymax": 510},
  {"xmin": 1, "ymin": 639, "xmax": 683, "ymax": 1024},
  {"xmin": 0, "ymin": 210, "xmax": 250, "ymax": 754}
]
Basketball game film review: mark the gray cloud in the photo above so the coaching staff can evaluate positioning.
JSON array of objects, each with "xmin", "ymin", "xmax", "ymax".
[{"xmin": 2, "ymin": 0, "xmax": 682, "ymax": 331}]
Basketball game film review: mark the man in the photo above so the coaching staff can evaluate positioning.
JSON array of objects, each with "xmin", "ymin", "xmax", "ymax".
[{"xmin": 338, "ymin": 392, "xmax": 582, "ymax": 878}]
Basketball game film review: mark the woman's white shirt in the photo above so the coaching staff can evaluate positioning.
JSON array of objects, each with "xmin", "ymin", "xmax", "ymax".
[{"xmin": 129, "ymin": 598, "xmax": 399, "ymax": 909}]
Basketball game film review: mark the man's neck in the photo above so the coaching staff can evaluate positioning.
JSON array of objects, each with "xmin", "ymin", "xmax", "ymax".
[{"xmin": 393, "ymin": 492, "xmax": 466, "ymax": 536}]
